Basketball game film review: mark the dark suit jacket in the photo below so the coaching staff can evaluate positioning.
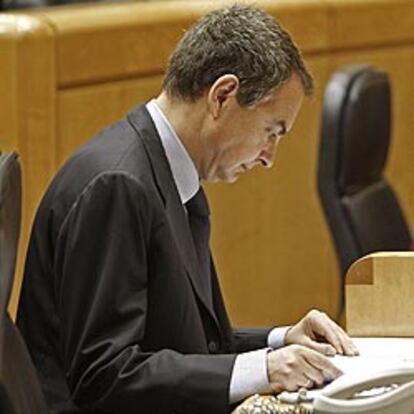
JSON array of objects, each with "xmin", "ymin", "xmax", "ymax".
[{"xmin": 17, "ymin": 105, "xmax": 271, "ymax": 414}]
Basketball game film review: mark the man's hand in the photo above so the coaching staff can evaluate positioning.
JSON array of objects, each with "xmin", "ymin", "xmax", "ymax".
[
  {"xmin": 285, "ymin": 309, "xmax": 359, "ymax": 356},
  {"xmin": 267, "ymin": 345, "xmax": 342, "ymax": 392}
]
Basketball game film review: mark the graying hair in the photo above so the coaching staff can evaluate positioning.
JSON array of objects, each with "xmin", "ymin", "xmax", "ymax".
[{"xmin": 163, "ymin": 3, "xmax": 313, "ymax": 107}]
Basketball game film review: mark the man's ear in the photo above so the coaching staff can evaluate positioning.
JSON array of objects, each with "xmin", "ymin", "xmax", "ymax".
[{"xmin": 207, "ymin": 74, "xmax": 240, "ymax": 119}]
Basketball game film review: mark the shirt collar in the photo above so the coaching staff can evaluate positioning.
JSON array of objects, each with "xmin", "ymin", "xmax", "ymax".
[{"xmin": 146, "ymin": 99, "xmax": 200, "ymax": 204}]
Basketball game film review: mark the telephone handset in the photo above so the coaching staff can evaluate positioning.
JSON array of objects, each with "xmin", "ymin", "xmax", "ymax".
[{"xmin": 313, "ymin": 366, "xmax": 414, "ymax": 413}]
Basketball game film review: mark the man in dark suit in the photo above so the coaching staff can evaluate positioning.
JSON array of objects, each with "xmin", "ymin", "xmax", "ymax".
[{"xmin": 17, "ymin": 4, "xmax": 358, "ymax": 414}]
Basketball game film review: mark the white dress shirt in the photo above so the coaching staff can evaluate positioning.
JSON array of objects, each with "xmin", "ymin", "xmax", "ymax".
[{"xmin": 146, "ymin": 99, "xmax": 290, "ymax": 403}]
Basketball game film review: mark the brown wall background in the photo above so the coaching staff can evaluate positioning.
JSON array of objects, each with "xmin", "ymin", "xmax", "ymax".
[{"xmin": 0, "ymin": 0, "xmax": 413, "ymax": 327}]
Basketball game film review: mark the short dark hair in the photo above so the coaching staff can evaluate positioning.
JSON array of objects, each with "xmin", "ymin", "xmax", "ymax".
[{"xmin": 163, "ymin": 3, "xmax": 313, "ymax": 107}]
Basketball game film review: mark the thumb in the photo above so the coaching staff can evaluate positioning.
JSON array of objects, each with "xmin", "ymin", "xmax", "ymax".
[{"xmin": 302, "ymin": 338, "xmax": 336, "ymax": 356}]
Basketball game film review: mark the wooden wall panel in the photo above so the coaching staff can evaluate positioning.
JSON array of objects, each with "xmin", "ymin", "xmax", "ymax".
[
  {"xmin": 0, "ymin": 17, "xmax": 19, "ymax": 150},
  {"xmin": 0, "ymin": 15, "xmax": 55, "ymax": 317},
  {"xmin": 57, "ymin": 76, "xmax": 163, "ymax": 166},
  {"xmin": 30, "ymin": 0, "xmax": 329, "ymax": 87},
  {"xmin": 326, "ymin": 0, "xmax": 414, "ymax": 50}
]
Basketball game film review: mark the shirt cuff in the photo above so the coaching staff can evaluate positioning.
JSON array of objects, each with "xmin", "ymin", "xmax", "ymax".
[
  {"xmin": 229, "ymin": 348, "xmax": 272, "ymax": 404},
  {"xmin": 267, "ymin": 326, "xmax": 291, "ymax": 349}
]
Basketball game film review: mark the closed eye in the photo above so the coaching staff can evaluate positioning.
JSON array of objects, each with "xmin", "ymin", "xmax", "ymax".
[
  {"xmin": 277, "ymin": 121, "xmax": 287, "ymax": 136},
  {"xmin": 265, "ymin": 120, "xmax": 287, "ymax": 138}
]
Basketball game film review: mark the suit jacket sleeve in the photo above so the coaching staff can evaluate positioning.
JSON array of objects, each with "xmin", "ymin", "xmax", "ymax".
[
  {"xmin": 231, "ymin": 328, "xmax": 272, "ymax": 352},
  {"xmin": 54, "ymin": 172, "xmax": 235, "ymax": 414}
]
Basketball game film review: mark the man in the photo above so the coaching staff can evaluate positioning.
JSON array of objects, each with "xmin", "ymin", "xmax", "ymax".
[{"xmin": 17, "ymin": 4, "xmax": 358, "ymax": 414}]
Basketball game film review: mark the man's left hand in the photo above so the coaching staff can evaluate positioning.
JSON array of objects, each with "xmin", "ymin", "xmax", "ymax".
[{"xmin": 285, "ymin": 310, "xmax": 359, "ymax": 357}]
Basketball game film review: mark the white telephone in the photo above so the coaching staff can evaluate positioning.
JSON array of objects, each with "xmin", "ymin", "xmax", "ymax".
[{"xmin": 313, "ymin": 367, "xmax": 414, "ymax": 413}]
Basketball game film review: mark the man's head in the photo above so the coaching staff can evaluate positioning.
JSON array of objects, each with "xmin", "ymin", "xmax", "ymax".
[
  {"xmin": 159, "ymin": 4, "xmax": 312, "ymax": 182},
  {"xmin": 163, "ymin": 3, "xmax": 313, "ymax": 107}
]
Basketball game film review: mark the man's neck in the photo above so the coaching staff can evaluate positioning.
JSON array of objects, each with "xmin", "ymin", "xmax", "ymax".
[{"xmin": 154, "ymin": 92, "xmax": 209, "ymax": 180}]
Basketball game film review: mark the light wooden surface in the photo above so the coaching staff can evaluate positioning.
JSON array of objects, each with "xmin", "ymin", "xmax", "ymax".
[
  {"xmin": 1, "ymin": 0, "xmax": 413, "ymax": 325},
  {"xmin": 57, "ymin": 76, "xmax": 164, "ymax": 165},
  {"xmin": 34, "ymin": 0, "xmax": 330, "ymax": 88},
  {"xmin": 0, "ymin": 15, "xmax": 56, "ymax": 317},
  {"xmin": 346, "ymin": 252, "xmax": 414, "ymax": 337}
]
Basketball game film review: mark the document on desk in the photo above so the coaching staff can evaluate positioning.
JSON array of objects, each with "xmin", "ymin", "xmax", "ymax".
[{"xmin": 332, "ymin": 337, "xmax": 414, "ymax": 376}]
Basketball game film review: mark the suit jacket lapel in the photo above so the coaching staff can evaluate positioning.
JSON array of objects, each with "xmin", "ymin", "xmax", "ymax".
[{"xmin": 126, "ymin": 105, "xmax": 219, "ymax": 325}]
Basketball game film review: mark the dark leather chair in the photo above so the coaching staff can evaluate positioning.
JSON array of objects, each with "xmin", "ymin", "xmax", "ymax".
[
  {"xmin": 318, "ymin": 65, "xmax": 412, "ymax": 315},
  {"xmin": 0, "ymin": 152, "xmax": 47, "ymax": 414}
]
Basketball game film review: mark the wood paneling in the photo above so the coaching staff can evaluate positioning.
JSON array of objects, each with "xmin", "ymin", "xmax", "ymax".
[
  {"xmin": 57, "ymin": 75, "xmax": 163, "ymax": 165},
  {"xmin": 29, "ymin": 0, "xmax": 329, "ymax": 87},
  {"xmin": 0, "ymin": 15, "xmax": 56, "ymax": 317},
  {"xmin": 346, "ymin": 252, "xmax": 414, "ymax": 337},
  {"xmin": 326, "ymin": 0, "xmax": 414, "ymax": 50}
]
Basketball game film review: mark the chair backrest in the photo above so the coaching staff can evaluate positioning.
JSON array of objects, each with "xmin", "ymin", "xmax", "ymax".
[
  {"xmin": 0, "ymin": 152, "xmax": 21, "ymax": 313},
  {"xmin": 0, "ymin": 151, "xmax": 47, "ymax": 414},
  {"xmin": 318, "ymin": 65, "xmax": 412, "ymax": 314}
]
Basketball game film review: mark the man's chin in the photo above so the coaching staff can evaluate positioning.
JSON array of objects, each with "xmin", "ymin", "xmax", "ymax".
[
  {"xmin": 225, "ymin": 176, "xmax": 239, "ymax": 183},
  {"xmin": 223, "ymin": 171, "xmax": 242, "ymax": 183},
  {"xmin": 224, "ymin": 166, "xmax": 247, "ymax": 183},
  {"xmin": 204, "ymin": 167, "xmax": 243, "ymax": 183}
]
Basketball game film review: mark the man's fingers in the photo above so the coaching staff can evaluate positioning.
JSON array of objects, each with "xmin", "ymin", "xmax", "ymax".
[
  {"xmin": 296, "ymin": 376, "xmax": 314, "ymax": 389},
  {"xmin": 267, "ymin": 345, "xmax": 342, "ymax": 394},
  {"xmin": 311, "ymin": 312, "xmax": 359, "ymax": 356},
  {"xmin": 311, "ymin": 321, "xmax": 344, "ymax": 355},
  {"xmin": 333, "ymin": 323, "xmax": 359, "ymax": 356},
  {"xmin": 324, "ymin": 320, "xmax": 359, "ymax": 356},
  {"xmin": 303, "ymin": 347, "xmax": 343, "ymax": 381},
  {"xmin": 335, "ymin": 331, "xmax": 359, "ymax": 356},
  {"xmin": 301, "ymin": 364, "xmax": 325, "ymax": 388},
  {"xmin": 321, "ymin": 328, "xmax": 345, "ymax": 355},
  {"xmin": 303, "ymin": 338, "xmax": 336, "ymax": 356}
]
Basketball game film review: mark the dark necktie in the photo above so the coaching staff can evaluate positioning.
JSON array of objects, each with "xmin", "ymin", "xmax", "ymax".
[{"xmin": 185, "ymin": 188, "xmax": 213, "ymax": 308}]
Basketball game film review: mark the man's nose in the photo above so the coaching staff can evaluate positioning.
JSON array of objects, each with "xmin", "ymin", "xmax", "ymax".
[{"xmin": 259, "ymin": 138, "xmax": 279, "ymax": 168}]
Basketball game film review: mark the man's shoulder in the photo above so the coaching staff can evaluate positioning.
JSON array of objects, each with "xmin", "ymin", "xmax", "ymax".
[
  {"xmin": 56, "ymin": 105, "xmax": 157, "ymax": 194},
  {"xmin": 39, "ymin": 108, "xmax": 161, "ymax": 228}
]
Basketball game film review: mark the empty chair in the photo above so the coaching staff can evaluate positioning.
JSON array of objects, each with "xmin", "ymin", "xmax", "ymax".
[
  {"xmin": 0, "ymin": 151, "xmax": 47, "ymax": 414},
  {"xmin": 317, "ymin": 65, "xmax": 412, "ymax": 315}
]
